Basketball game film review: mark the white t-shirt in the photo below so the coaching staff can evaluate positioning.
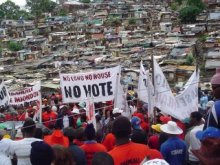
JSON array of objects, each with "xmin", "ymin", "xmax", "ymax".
[
  {"xmin": 0, "ymin": 139, "xmax": 13, "ymax": 165},
  {"xmin": 63, "ymin": 115, "xmax": 69, "ymax": 128},
  {"xmin": 188, "ymin": 124, "xmax": 204, "ymax": 161},
  {"xmin": 9, "ymin": 138, "xmax": 42, "ymax": 165}
]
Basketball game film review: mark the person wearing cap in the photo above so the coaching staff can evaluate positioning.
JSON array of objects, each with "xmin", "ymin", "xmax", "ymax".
[
  {"xmin": 109, "ymin": 116, "xmax": 163, "ymax": 165},
  {"xmin": 80, "ymin": 123, "xmax": 107, "ymax": 165},
  {"xmin": 9, "ymin": 118, "xmax": 42, "ymax": 165},
  {"xmin": 72, "ymin": 106, "xmax": 80, "ymax": 129},
  {"xmin": 141, "ymin": 158, "xmax": 169, "ymax": 165},
  {"xmin": 204, "ymin": 68, "xmax": 220, "ymax": 129},
  {"xmin": 55, "ymin": 105, "xmax": 73, "ymax": 129},
  {"xmin": 63, "ymin": 127, "xmax": 86, "ymax": 165},
  {"xmin": 130, "ymin": 116, "xmax": 148, "ymax": 145},
  {"xmin": 44, "ymin": 129, "xmax": 69, "ymax": 147},
  {"xmin": 187, "ymin": 112, "xmax": 204, "ymax": 165},
  {"xmin": 160, "ymin": 121, "xmax": 187, "ymax": 165},
  {"xmin": 42, "ymin": 105, "xmax": 57, "ymax": 129},
  {"xmin": 112, "ymin": 108, "xmax": 123, "ymax": 118},
  {"xmin": 148, "ymin": 124, "xmax": 161, "ymax": 150},
  {"xmin": 192, "ymin": 137, "xmax": 220, "ymax": 165}
]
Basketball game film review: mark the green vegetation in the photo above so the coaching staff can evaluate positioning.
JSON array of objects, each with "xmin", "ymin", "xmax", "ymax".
[
  {"xmin": 172, "ymin": 0, "xmax": 206, "ymax": 23},
  {"xmin": 80, "ymin": 0, "xmax": 91, "ymax": 3},
  {"xmin": 171, "ymin": 2, "xmax": 178, "ymax": 11},
  {"xmin": 128, "ymin": 18, "xmax": 136, "ymax": 25},
  {"xmin": 26, "ymin": 0, "xmax": 56, "ymax": 26},
  {"xmin": 8, "ymin": 41, "xmax": 23, "ymax": 52},
  {"xmin": 198, "ymin": 34, "xmax": 209, "ymax": 42},
  {"xmin": 103, "ymin": 18, "xmax": 122, "ymax": 27},
  {"xmin": 179, "ymin": 6, "xmax": 201, "ymax": 23},
  {"xmin": 57, "ymin": 8, "xmax": 68, "ymax": 16},
  {"xmin": 185, "ymin": 54, "xmax": 195, "ymax": 65},
  {"xmin": 0, "ymin": 0, "xmax": 21, "ymax": 20},
  {"xmin": 187, "ymin": 0, "xmax": 206, "ymax": 11}
]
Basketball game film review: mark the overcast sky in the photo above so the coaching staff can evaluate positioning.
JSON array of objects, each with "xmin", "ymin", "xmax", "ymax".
[{"xmin": 0, "ymin": 0, "xmax": 56, "ymax": 7}]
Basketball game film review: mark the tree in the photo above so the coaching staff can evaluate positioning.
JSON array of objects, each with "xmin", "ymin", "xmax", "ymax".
[
  {"xmin": 26, "ymin": 0, "xmax": 57, "ymax": 24},
  {"xmin": 187, "ymin": 0, "xmax": 205, "ymax": 10},
  {"xmin": 128, "ymin": 18, "xmax": 136, "ymax": 25},
  {"xmin": 57, "ymin": 8, "xmax": 68, "ymax": 16},
  {"xmin": 8, "ymin": 41, "xmax": 23, "ymax": 51},
  {"xmin": 175, "ymin": 0, "xmax": 183, "ymax": 5},
  {"xmin": 179, "ymin": 6, "xmax": 201, "ymax": 23},
  {"xmin": 0, "ymin": 0, "xmax": 20, "ymax": 19},
  {"xmin": 185, "ymin": 54, "xmax": 195, "ymax": 65},
  {"xmin": 44, "ymin": 0, "xmax": 56, "ymax": 13}
]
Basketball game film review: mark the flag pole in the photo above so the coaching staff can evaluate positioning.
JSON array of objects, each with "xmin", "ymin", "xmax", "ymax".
[
  {"xmin": 114, "ymin": 67, "xmax": 121, "ymax": 109},
  {"xmin": 151, "ymin": 53, "xmax": 156, "ymax": 125}
]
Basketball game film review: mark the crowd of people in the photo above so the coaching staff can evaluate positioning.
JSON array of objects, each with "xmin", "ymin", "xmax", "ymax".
[{"xmin": 0, "ymin": 68, "xmax": 220, "ymax": 165}]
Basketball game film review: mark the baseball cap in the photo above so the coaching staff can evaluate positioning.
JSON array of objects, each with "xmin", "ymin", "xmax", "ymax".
[{"xmin": 196, "ymin": 127, "xmax": 220, "ymax": 140}]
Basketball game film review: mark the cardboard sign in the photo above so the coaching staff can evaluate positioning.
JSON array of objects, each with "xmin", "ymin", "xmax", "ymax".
[
  {"xmin": 60, "ymin": 66, "xmax": 121, "ymax": 103},
  {"xmin": 9, "ymin": 82, "xmax": 41, "ymax": 105}
]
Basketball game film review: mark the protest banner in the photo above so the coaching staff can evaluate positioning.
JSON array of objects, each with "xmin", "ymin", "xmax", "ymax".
[
  {"xmin": 9, "ymin": 82, "xmax": 41, "ymax": 105},
  {"xmin": 115, "ymin": 79, "xmax": 129, "ymax": 117},
  {"xmin": 153, "ymin": 57, "xmax": 200, "ymax": 120},
  {"xmin": 175, "ymin": 70, "xmax": 199, "ymax": 120},
  {"xmin": 60, "ymin": 66, "xmax": 121, "ymax": 103},
  {"xmin": 153, "ymin": 57, "xmax": 177, "ymax": 118},
  {"xmin": 137, "ymin": 61, "xmax": 155, "ymax": 115},
  {"xmin": 138, "ymin": 61, "xmax": 149, "ymax": 103},
  {"xmin": 0, "ymin": 81, "xmax": 10, "ymax": 107}
]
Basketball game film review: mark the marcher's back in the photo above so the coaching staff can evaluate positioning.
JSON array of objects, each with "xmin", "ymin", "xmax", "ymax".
[{"xmin": 109, "ymin": 142, "xmax": 161, "ymax": 165}]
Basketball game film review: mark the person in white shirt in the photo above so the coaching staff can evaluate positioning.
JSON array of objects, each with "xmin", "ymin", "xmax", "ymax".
[
  {"xmin": 188, "ymin": 112, "xmax": 204, "ymax": 165},
  {"xmin": 0, "ymin": 130, "xmax": 12, "ymax": 165},
  {"xmin": 9, "ymin": 118, "xmax": 42, "ymax": 165}
]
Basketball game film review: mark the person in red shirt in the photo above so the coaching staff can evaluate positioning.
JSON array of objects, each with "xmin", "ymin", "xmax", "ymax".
[
  {"xmin": 148, "ymin": 124, "xmax": 161, "ymax": 150},
  {"xmin": 80, "ymin": 123, "xmax": 107, "ymax": 165},
  {"xmin": 108, "ymin": 116, "xmax": 163, "ymax": 165},
  {"xmin": 102, "ymin": 132, "xmax": 116, "ymax": 151},
  {"xmin": 133, "ymin": 112, "xmax": 149, "ymax": 132},
  {"xmin": 42, "ymin": 105, "xmax": 57, "ymax": 129}
]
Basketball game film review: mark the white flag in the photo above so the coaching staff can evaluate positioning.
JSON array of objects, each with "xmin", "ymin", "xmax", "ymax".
[
  {"xmin": 153, "ymin": 57, "xmax": 177, "ymax": 118},
  {"xmin": 115, "ymin": 80, "xmax": 129, "ymax": 118},
  {"xmin": 175, "ymin": 70, "xmax": 199, "ymax": 120},
  {"xmin": 137, "ymin": 61, "xmax": 155, "ymax": 115},
  {"xmin": 0, "ymin": 81, "xmax": 10, "ymax": 107}
]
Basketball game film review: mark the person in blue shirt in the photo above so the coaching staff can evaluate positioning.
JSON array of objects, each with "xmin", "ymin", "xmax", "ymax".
[
  {"xmin": 160, "ymin": 121, "xmax": 187, "ymax": 165},
  {"xmin": 204, "ymin": 68, "xmax": 220, "ymax": 129}
]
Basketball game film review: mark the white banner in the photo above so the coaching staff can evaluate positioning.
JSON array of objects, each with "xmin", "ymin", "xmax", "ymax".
[
  {"xmin": 0, "ymin": 81, "xmax": 10, "ymax": 107},
  {"xmin": 153, "ymin": 57, "xmax": 177, "ymax": 118},
  {"xmin": 138, "ymin": 61, "xmax": 149, "ymax": 102},
  {"xmin": 175, "ymin": 70, "xmax": 199, "ymax": 120},
  {"xmin": 60, "ymin": 66, "xmax": 121, "ymax": 103},
  {"xmin": 154, "ymin": 57, "xmax": 200, "ymax": 120},
  {"xmin": 9, "ymin": 82, "xmax": 41, "ymax": 105},
  {"xmin": 115, "ymin": 80, "xmax": 129, "ymax": 117},
  {"xmin": 138, "ymin": 61, "xmax": 155, "ymax": 115}
]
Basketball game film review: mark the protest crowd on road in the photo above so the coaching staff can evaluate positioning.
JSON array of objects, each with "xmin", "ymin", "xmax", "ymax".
[{"xmin": 0, "ymin": 66, "xmax": 220, "ymax": 165}]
